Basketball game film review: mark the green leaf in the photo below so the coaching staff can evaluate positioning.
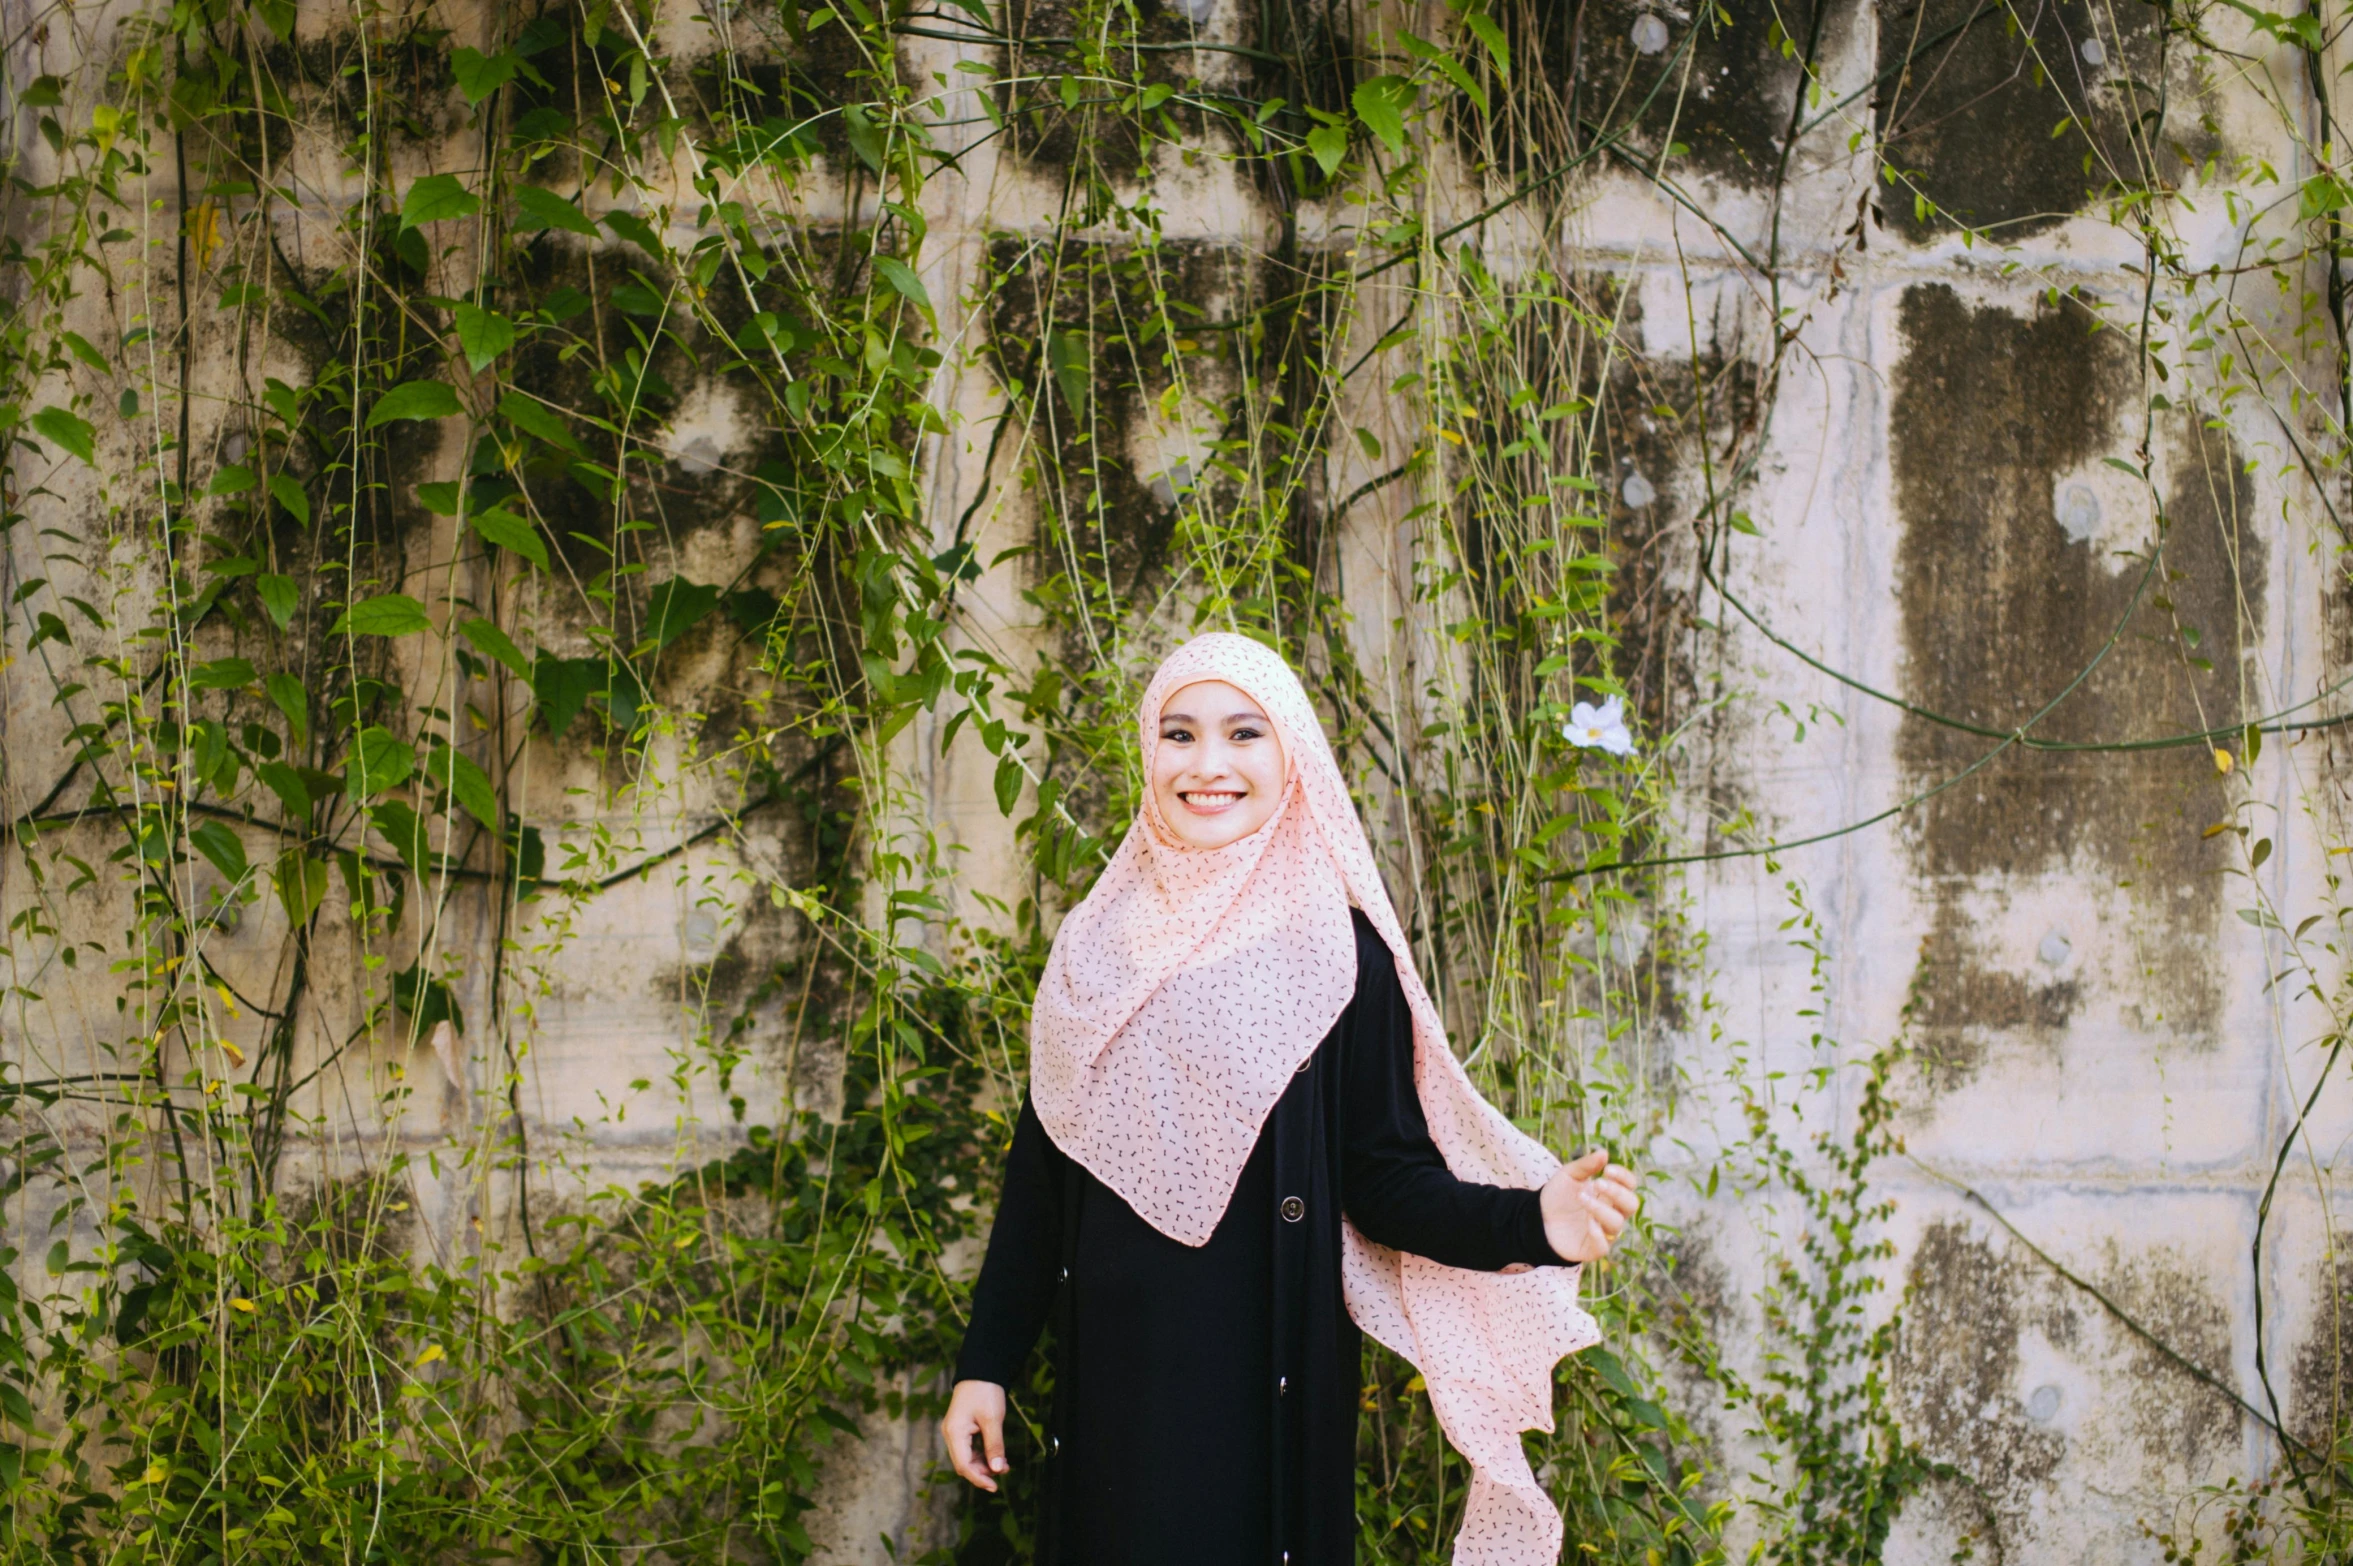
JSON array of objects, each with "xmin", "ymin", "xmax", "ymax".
[
  {"xmin": 872, "ymin": 256, "xmax": 931, "ymax": 315},
  {"xmin": 254, "ymin": 573, "xmax": 298, "ymax": 629},
  {"xmin": 1306, "ymin": 124, "xmax": 1349, "ymax": 178},
  {"xmin": 2303, "ymin": 173, "xmax": 2351, "ymax": 220},
  {"xmin": 400, "ymin": 173, "xmax": 480, "ymax": 230},
  {"xmin": 496, "ymin": 391, "xmax": 581, "ymax": 453},
  {"xmin": 602, "ymin": 208, "xmax": 664, "ymax": 257},
  {"xmin": 366, "ymin": 380, "xmax": 463, "ymax": 428},
  {"xmin": 189, "ymin": 820, "xmax": 249, "ymax": 883},
  {"xmin": 188, "ymin": 657, "xmax": 257, "ymax": 691},
  {"xmin": 532, "ymin": 654, "xmax": 598, "ymax": 739},
  {"xmin": 206, "ymin": 463, "xmax": 256, "ymax": 497},
  {"xmin": 416, "ymin": 482, "xmax": 464, "ymax": 515},
  {"xmin": 369, "ymin": 800, "xmax": 432, "ymax": 879},
  {"xmin": 330, "ymin": 593, "xmax": 432, "ymax": 637},
  {"xmin": 1351, "ymin": 75, "xmax": 1413, "ymax": 156},
  {"xmin": 460, "ymin": 617, "xmax": 531, "ymax": 681},
  {"xmin": 450, "ymin": 46, "xmax": 520, "ymax": 104},
  {"xmin": 644, "ymin": 577, "xmax": 719, "ymax": 647},
  {"xmin": 513, "ymin": 183, "xmax": 600, "ymax": 237},
  {"xmin": 346, "ymin": 726, "xmax": 417, "ymax": 801},
  {"xmin": 842, "ymin": 101, "xmax": 887, "ymax": 172},
  {"xmin": 470, "ymin": 507, "xmax": 549, "ymax": 569},
  {"xmin": 453, "ymin": 302, "xmax": 516, "ymax": 371},
  {"xmin": 59, "ymin": 331, "xmax": 109, "ymax": 374},
  {"xmin": 256, "ymin": 760, "xmax": 311, "ymax": 821},
  {"xmin": 266, "ymin": 471, "xmax": 310, "ymax": 524},
  {"xmin": 30, "ymin": 406, "xmax": 94, "ymax": 465},
  {"xmin": 994, "ymin": 753, "xmax": 1022, "ymax": 817},
  {"xmin": 1399, "ymin": 32, "xmax": 1486, "ymax": 115},
  {"xmin": 424, "ymin": 743, "xmax": 500, "ymax": 829},
  {"xmin": 273, "ymin": 850, "xmax": 330, "ymax": 928},
  {"xmin": 391, "ymin": 961, "xmax": 464, "ymax": 1032},
  {"xmin": 1463, "ymin": 11, "xmax": 1510, "ymax": 76},
  {"xmin": 264, "ymin": 672, "xmax": 308, "ymax": 749}
]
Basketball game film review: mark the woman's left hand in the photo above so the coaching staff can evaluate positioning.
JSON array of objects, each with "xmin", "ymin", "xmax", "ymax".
[{"xmin": 1538, "ymin": 1149, "xmax": 1641, "ymax": 1264}]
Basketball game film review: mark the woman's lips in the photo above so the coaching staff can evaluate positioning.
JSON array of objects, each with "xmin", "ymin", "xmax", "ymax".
[{"xmin": 1179, "ymin": 790, "xmax": 1243, "ymax": 812}]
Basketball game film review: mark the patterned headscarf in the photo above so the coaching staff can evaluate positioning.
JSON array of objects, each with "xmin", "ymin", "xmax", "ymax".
[{"xmin": 1030, "ymin": 631, "xmax": 1599, "ymax": 1566}]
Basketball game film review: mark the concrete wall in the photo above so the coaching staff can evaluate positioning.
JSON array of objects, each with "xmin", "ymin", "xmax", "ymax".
[{"xmin": 2, "ymin": 0, "xmax": 2345, "ymax": 1558}]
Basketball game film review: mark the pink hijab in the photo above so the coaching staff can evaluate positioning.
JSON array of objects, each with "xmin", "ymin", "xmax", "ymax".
[{"xmin": 1030, "ymin": 632, "xmax": 1599, "ymax": 1566}]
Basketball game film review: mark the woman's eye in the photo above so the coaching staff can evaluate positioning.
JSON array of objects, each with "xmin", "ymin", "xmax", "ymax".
[
  {"xmin": 1161, "ymin": 728, "xmax": 1192, "ymax": 744},
  {"xmin": 1229, "ymin": 726, "xmax": 1262, "ymax": 742}
]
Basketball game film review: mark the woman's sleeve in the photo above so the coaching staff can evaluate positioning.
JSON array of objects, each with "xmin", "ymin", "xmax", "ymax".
[
  {"xmin": 1340, "ymin": 920, "xmax": 1564, "ymax": 1272},
  {"xmin": 952, "ymin": 1095, "xmax": 1065, "ymax": 1386}
]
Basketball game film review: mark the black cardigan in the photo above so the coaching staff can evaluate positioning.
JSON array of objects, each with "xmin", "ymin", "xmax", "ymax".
[{"xmin": 954, "ymin": 910, "xmax": 1563, "ymax": 1566}]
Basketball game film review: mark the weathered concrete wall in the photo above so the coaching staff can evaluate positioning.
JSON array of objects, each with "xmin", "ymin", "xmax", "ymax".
[{"xmin": 3, "ymin": 0, "xmax": 2346, "ymax": 1558}]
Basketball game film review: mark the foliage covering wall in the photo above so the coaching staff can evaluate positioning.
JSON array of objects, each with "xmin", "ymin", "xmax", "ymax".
[{"xmin": 0, "ymin": 0, "xmax": 2345, "ymax": 1559}]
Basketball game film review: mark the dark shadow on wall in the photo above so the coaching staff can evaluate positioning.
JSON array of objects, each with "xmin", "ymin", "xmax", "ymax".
[
  {"xmin": 1875, "ymin": 0, "xmax": 2188, "ymax": 239},
  {"xmin": 1890, "ymin": 283, "xmax": 2261, "ymax": 1077}
]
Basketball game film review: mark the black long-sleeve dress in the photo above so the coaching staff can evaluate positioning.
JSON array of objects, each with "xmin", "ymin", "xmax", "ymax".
[{"xmin": 954, "ymin": 909, "xmax": 1564, "ymax": 1566}]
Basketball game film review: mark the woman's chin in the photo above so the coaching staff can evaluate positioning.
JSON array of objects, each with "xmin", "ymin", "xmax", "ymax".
[{"xmin": 1168, "ymin": 809, "xmax": 1266, "ymax": 851}]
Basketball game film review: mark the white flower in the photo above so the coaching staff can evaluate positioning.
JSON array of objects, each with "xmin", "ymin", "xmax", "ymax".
[{"xmin": 1564, "ymin": 697, "xmax": 1635, "ymax": 757}]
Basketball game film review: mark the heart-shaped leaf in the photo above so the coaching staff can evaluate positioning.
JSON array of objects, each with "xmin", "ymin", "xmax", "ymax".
[
  {"xmin": 365, "ymin": 381, "xmax": 462, "ymax": 429},
  {"xmin": 330, "ymin": 593, "xmax": 432, "ymax": 637},
  {"xmin": 30, "ymin": 406, "xmax": 94, "ymax": 465},
  {"xmin": 513, "ymin": 183, "xmax": 599, "ymax": 237},
  {"xmin": 400, "ymin": 173, "xmax": 480, "ymax": 230},
  {"xmin": 453, "ymin": 303, "xmax": 516, "ymax": 371},
  {"xmin": 469, "ymin": 507, "xmax": 548, "ymax": 570}
]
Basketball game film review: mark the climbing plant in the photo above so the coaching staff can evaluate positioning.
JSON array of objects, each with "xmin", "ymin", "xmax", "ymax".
[{"xmin": 0, "ymin": 0, "xmax": 2346, "ymax": 1559}]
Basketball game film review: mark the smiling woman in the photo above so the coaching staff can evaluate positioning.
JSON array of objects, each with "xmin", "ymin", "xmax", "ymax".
[
  {"xmin": 1150, "ymin": 678, "xmax": 1287, "ymax": 849},
  {"xmin": 937, "ymin": 634, "xmax": 1641, "ymax": 1566}
]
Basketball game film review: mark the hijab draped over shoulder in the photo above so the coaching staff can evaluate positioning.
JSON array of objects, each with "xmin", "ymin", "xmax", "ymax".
[{"xmin": 1029, "ymin": 632, "xmax": 1600, "ymax": 1566}]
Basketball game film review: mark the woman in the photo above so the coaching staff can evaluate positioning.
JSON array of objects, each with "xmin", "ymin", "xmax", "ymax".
[{"xmin": 940, "ymin": 634, "xmax": 1641, "ymax": 1566}]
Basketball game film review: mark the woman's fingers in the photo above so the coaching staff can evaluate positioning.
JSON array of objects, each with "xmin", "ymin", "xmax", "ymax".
[
  {"xmin": 1589, "ymin": 1177, "xmax": 1641, "ymax": 1218},
  {"xmin": 981, "ymin": 1405, "xmax": 1008, "ymax": 1477},
  {"xmin": 941, "ymin": 1383, "xmax": 1007, "ymax": 1491},
  {"xmin": 941, "ymin": 1409, "xmax": 986, "ymax": 1489}
]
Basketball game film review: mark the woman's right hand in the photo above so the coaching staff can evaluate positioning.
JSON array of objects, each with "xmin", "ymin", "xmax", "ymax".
[{"xmin": 940, "ymin": 1379, "xmax": 1010, "ymax": 1491}]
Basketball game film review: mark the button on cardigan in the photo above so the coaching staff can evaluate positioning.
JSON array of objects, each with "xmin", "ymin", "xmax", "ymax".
[{"xmin": 954, "ymin": 910, "xmax": 1563, "ymax": 1566}]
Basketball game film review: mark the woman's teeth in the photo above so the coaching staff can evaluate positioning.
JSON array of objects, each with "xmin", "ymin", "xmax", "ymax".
[{"xmin": 1184, "ymin": 791, "xmax": 1241, "ymax": 807}]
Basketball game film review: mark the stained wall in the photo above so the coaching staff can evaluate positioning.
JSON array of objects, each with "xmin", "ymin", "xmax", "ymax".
[{"xmin": 0, "ymin": 0, "xmax": 2344, "ymax": 1559}]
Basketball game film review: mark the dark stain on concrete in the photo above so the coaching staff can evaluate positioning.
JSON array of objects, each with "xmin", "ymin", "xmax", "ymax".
[
  {"xmin": 1875, "ymin": 0, "xmax": 2174, "ymax": 239},
  {"xmin": 986, "ymin": 235, "xmax": 1288, "ymax": 611},
  {"xmin": 1480, "ymin": 0, "xmax": 1848, "ymax": 190},
  {"xmin": 2096, "ymin": 1243, "xmax": 2240, "ymax": 1475},
  {"xmin": 997, "ymin": 0, "xmax": 1225, "ymax": 172},
  {"xmin": 1892, "ymin": 284, "xmax": 2261, "ymax": 1059},
  {"xmin": 1894, "ymin": 1221, "xmax": 2073, "ymax": 1509},
  {"xmin": 2291, "ymin": 1240, "xmax": 2353, "ymax": 1452},
  {"xmin": 1911, "ymin": 902, "xmax": 2082, "ymax": 1088},
  {"xmin": 1896, "ymin": 1219, "xmax": 2244, "ymax": 1545}
]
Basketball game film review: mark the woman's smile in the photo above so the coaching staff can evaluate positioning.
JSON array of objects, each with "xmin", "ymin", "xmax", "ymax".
[{"xmin": 1152, "ymin": 678, "xmax": 1286, "ymax": 848}]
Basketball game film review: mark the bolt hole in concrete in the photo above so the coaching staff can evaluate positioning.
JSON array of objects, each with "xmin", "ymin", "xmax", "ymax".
[
  {"xmin": 1171, "ymin": 0, "xmax": 1214, "ymax": 22},
  {"xmin": 2026, "ymin": 1384, "xmax": 2064, "ymax": 1422},
  {"xmin": 2079, "ymin": 35, "xmax": 2106, "ymax": 66},
  {"xmin": 1630, "ymin": 12, "xmax": 1670, "ymax": 54},
  {"xmin": 1149, "ymin": 461, "xmax": 1196, "ymax": 508},
  {"xmin": 684, "ymin": 908, "xmax": 721, "ymax": 956},
  {"xmin": 676, "ymin": 435, "xmax": 725, "ymax": 476},
  {"xmin": 1621, "ymin": 470, "xmax": 1657, "ymax": 508},
  {"xmin": 2038, "ymin": 929, "xmax": 2072, "ymax": 967},
  {"xmin": 2055, "ymin": 481, "xmax": 2101, "ymax": 544}
]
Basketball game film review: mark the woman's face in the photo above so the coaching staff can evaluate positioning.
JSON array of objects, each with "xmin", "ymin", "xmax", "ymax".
[{"xmin": 1151, "ymin": 679, "xmax": 1286, "ymax": 850}]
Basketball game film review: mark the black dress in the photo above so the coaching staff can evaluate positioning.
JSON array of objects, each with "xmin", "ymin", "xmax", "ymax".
[{"xmin": 954, "ymin": 910, "xmax": 1564, "ymax": 1566}]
